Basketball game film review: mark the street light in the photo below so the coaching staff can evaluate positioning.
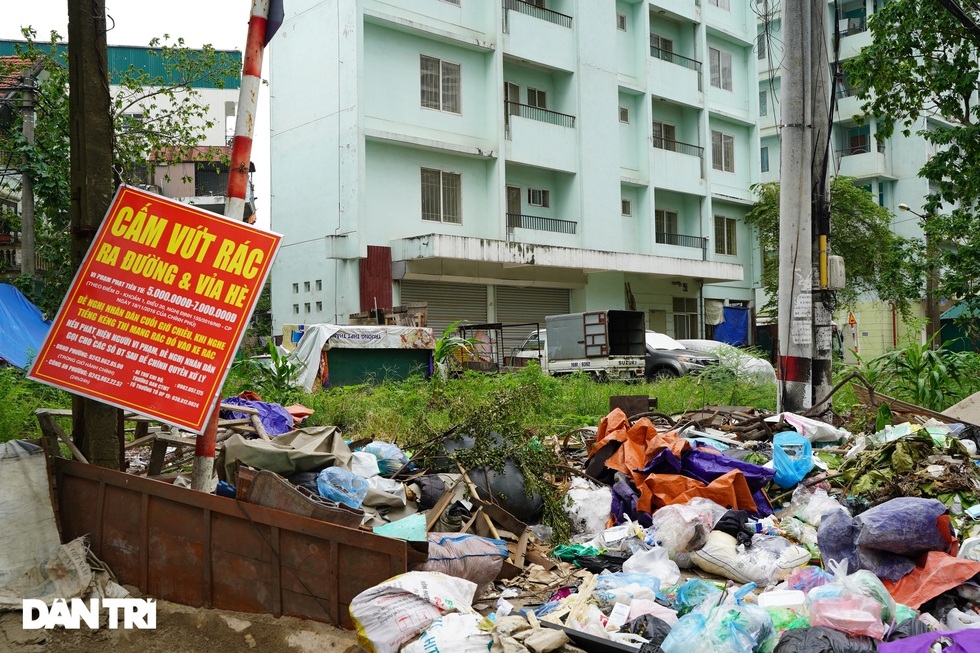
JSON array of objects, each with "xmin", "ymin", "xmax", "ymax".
[{"xmin": 898, "ymin": 203, "xmax": 941, "ymax": 348}]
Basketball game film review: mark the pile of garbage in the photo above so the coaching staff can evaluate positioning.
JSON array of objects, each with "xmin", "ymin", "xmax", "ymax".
[{"xmin": 326, "ymin": 401, "xmax": 980, "ymax": 653}]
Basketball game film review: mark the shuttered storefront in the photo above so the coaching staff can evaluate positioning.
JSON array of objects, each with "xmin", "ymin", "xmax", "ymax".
[
  {"xmin": 496, "ymin": 286, "xmax": 571, "ymax": 354},
  {"xmin": 400, "ymin": 281, "xmax": 489, "ymax": 337}
]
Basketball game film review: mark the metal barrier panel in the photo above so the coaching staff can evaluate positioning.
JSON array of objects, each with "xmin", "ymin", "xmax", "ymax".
[{"xmin": 53, "ymin": 457, "xmax": 410, "ymax": 629}]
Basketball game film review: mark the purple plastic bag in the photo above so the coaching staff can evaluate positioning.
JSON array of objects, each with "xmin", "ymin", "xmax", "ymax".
[
  {"xmin": 855, "ymin": 498, "xmax": 949, "ymax": 555},
  {"xmin": 878, "ymin": 629, "xmax": 980, "ymax": 653},
  {"xmin": 221, "ymin": 397, "xmax": 294, "ymax": 436}
]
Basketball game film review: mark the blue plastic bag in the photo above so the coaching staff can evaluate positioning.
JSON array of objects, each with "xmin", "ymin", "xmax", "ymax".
[
  {"xmin": 316, "ymin": 467, "xmax": 369, "ymax": 509},
  {"xmin": 362, "ymin": 441, "xmax": 410, "ymax": 476},
  {"xmin": 772, "ymin": 431, "xmax": 814, "ymax": 489}
]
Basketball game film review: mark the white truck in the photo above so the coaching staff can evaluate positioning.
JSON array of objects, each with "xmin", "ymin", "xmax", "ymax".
[{"xmin": 512, "ymin": 310, "xmax": 646, "ymax": 381}]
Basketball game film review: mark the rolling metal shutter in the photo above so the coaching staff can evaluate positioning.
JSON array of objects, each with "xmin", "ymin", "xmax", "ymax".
[
  {"xmin": 496, "ymin": 286, "xmax": 571, "ymax": 354},
  {"xmin": 400, "ymin": 281, "xmax": 489, "ymax": 337},
  {"xmin": 496, "ymin": 286, "xmax": 571, "ymax": 324}
]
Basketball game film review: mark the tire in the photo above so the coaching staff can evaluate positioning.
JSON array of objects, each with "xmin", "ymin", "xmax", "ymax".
[{"xmin": 648, "ymin": 367, "xmax": 679, "ymax": 382}]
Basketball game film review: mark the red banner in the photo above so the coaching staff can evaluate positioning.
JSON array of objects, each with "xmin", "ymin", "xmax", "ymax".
[{"xmin": 29, "ymin": 186, "xmax": 281, "ymax": 433}]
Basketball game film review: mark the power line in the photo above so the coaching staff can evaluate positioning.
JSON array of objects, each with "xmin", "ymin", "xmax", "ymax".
[{"xmin": 936, "ymin": 0, "xmax": 980, "ymax": 43}]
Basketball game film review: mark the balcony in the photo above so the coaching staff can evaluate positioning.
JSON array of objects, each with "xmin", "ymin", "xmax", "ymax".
[
  {"xmin": 838, "ymin": 15, "xmax": 867, "ymax": 37},
  {"xmin": 504, "ymin": 103, "xmax": 578, "ymax": 172},
  {"xmin": 650, "ymin": 45, "xmax": 702, "ymax": 81},
  {"xmin": 836, "ymin": 142, "xmax": 893, "ymax": 179},
  {"xmin": 503, "ymin": 0, "xmax": 572, "ymax": 29},
  {"xmin": 502, "ymin": 1, "xmax": 575, "ymax": 70},
  {"xmin": 506, "ymin": 212, "xmax": 577, "ymax": 234},
  {"xmin": 648, "ymin": 49, "xmax": 702, "ymax": 107},
  {"xmin": 652, "ymin": 138, "xmax": 703, "ymax": 159},
  {"xmin": 505, "ymin": 102, "xmax": 575, "ymax": 128},
  {"xmin": 655, "ymin": 232, "xmax": 707, "ymax": 251}
]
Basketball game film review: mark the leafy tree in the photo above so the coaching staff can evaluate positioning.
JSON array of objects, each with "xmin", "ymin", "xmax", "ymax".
[
  {"xmin": 0, "ymin": 29, "xmax": 240, "ymax": 316},
  {"xmin": 744, "ymin": 178, "xmax": 924, "ymax": 316},
  {"xmin": 845, "ymin": 1, "xmax": 980, "ymax": 336}
]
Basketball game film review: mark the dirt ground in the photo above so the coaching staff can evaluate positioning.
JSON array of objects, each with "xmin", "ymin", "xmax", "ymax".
[{"xmin": 0, "ymin": 594, "xmax": 364, "ymax": 653}]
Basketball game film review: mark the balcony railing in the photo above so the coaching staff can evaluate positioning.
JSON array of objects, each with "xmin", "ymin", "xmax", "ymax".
[
  {"xmin": 836, "ymin": 142, "xmax": 886, "ymax": 157},
  {"xmin": 507, "ymin": 213, "xmax": 577, "ymax": 234},
  {"xmin": 503, "ymin": 0, "xmax": 572, "ymax": 28},
  {"xmin": 649, "ymin": 45, "xmax": 702, "ymax": 75},
  {"xmin": 839, "ymin": 16, "xmax": 867, "ymax": 37},
  {"xmin": 505, "ymin": 101, "xmax": 576, "ymax": 128},
  {"xmin": 652, "ymin": 137, "xmax": 704, "ymax": 159},
  {"xmin": 835, "ymin": 85, "xmax": 861, "ymax": 99},
  {"xmin": 656, "ymin": 232, "xmax": 708, "ymax": 250}
]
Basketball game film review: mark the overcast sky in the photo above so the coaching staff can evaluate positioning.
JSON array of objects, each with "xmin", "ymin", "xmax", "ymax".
[{"xmin": 2, "ymin": 1, "xmax": 272, "ymax": 228}]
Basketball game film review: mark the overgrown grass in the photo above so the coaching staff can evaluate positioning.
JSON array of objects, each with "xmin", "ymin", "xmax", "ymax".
[{"xmin": 0, "ymin": 365, "xmax": 71, "ymax": 442}]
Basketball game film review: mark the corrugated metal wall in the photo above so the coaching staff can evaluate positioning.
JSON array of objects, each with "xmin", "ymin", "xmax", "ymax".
[{"xmin": 359, "ymin": 246, "xmax": 393, "ymax": 312}]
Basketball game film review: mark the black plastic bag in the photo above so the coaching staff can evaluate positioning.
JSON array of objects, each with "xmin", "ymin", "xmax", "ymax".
[
  {"xmin": 574, "ymin": 551, "xmax": 630, "ymax": 574},
  {"xmin": 773, "ymin": 626, "xmax": 877, "ymax": 653},
  {"xmin": 885, "ymin": 618, "xmax": 931, "ymax": 642},
  {"xmin": 621, "ymin": 614, "xmax": 671, "ymax": 653}
]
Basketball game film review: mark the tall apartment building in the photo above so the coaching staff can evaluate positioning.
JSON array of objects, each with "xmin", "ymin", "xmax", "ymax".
[
  {"xmin": 757, "ymin": 1, "xmax": 938, "ymax": 357},
  {"xmin": 269, "ymin": 0, "xmax": 762, "ymax": 339}
]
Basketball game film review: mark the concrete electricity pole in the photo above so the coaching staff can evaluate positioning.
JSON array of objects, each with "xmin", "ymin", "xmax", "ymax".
[
  {"xmin": 778, "ymin": 0, "xmax": 814, "ymax": 413},
  {"xmin": 810, "ymin": 0, "xmax": 834, "ymax": 410},
  {"xmin": 68, "ymin": 0, "xmax": 123, "ymax": 468}
]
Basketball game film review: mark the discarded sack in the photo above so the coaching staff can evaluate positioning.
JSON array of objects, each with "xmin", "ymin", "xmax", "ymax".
[
  {"xmin": 349, "ymin": 571, "xmax": 477, "ymax": 653},
  {"xmin": 401, "ymin": 612, "xmax": 491, "ymax": 653},
  {"xmin": 415, "ymin": 534, "xmax": 509, "ymax": 595}
]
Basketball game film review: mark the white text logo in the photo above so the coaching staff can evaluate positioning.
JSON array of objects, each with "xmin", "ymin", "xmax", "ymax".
[{"xmin": 22, "ymin": 598, "xmax": 157, "ymax": 629}]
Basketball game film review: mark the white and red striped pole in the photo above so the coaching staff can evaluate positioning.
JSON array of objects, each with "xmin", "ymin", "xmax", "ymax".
[{"xmin": 191, "ymin": 0, "xmax": 274, "ymax": 492}]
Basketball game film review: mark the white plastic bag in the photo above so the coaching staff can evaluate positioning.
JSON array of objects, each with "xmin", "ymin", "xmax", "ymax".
[
  {"xmin": 622, "ymin": 547, "xmax": 681, "ymax": 587},
  {"xmin": 351, "ymin": 451, "xmax": 381, "ymax": 478},
  {"xmin": 349, "ymin": 571, "xmax": 477, "ymax": 653},
  {"xmin": 565, "ymin": 477, "xmax": 613, "ymax": 536}
]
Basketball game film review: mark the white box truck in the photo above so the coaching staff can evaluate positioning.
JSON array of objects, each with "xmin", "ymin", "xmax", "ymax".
[{"xmin": 513, "ymin": 310, "xmax": 646, "ymax": 381}]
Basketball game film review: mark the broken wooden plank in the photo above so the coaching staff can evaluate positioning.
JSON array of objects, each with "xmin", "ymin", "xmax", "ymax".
[{"xmin": 36, "ymin": 410, "xmax": 89, "ymax": 464}]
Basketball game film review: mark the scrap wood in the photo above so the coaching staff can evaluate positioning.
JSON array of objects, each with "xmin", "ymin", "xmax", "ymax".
[
  {"xmin": 424, "ymin": 475, "xmax": 463, "ymax": 532},
  {"xmin": 852, "ymin": 382, "xmax": 963, "ymax": 425},
  {"xmin": 36, "ymin": 410, "xmax": 89, "ymax": 464},
  {"xmin": 456, "ymin": 463, "xmax": 504, "ymax": 542}
]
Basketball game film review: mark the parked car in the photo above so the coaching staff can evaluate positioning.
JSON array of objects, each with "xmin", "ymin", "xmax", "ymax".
[
  {"xmin": 677, "ymin": 338, "xmax": 777, "ymax": 385},
  {"xmin": 644, "ymin": 331, "xmax": 719, "ymax": 380}
]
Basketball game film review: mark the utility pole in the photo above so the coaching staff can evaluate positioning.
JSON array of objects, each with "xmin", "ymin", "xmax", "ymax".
[
  {"xmin": 68, "ymin": 0, "xmax": 123, "ymax": 468},
  {"xmin": 19, "ymin": 70, "xmax": 35, "ymax": 278},
  {"xmin": 810, "ymin": 0, "xmax": 834, "ymax": 410},
  {"xmin": 777, "ymin": 0, "xmax": 813, "ymax": 413}
]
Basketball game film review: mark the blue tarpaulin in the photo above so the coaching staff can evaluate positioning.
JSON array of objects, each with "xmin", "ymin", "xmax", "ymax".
[
  {"xmin": 0, "ymin": 284, "xmax": 50, "ymax": 369},
  {"xmin": 713, "ymin": 306, "xmax": 750, "ymax": 347}
]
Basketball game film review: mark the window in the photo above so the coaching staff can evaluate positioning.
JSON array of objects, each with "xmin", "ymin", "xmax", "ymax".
[
  {"xmin": 673, "ymin": 297, "xmax": 699, "ymax": 339},
  {"xmin": 292, "ymin": 283, "xmax": 299, "ymax": 293},
  {"xmin": 619, "ymin": 106, "xmax": 630, "ymax": 123},
  {"xmin": 316, "ymin": 301, "xmax": 323, "ymax": 311},
  {"xmin": 441, "ymin": 0, "xmax": 460, "ymax": 4},
  {"xmin": 528, "ymin": 188, "xmax": 550, "ymax": 207},
  {"xmin": 650, "ymin": 33, "xmax": 673, "ymax": 61},
  {"xmin": 714, "ymin": 216, "xmax": 737, "ymax": 255},
  {"xmin": 759, "ymin": 90, "xmax": 768, "ymax": 116},
  {"xmin": 293, "ymin": 304, "xmax": 299, "ymax": 314},
  {"xmin": 655, "ymin": 209, "xmax": 678, "ymax": 243},
  {"xmin": 761, "ymin": 146, "xmax": 769, "ymax": 173},
  {"xmin": 421, "ymin": 168, "xmax": 462, "ymax": 223},
  {"xmin": 304, "ymin": 302, "xmax": 311, "ymax": 313},
  {"xmin": 847, "ymin": 125, "xmax": 870, "ymax": 154},
  {"xmin": 527, "ymin": 87, "xmax": 547, "ymax": 109},
  {"xmin": 711, "ymin": 130, "xmax": 735, "ymax": 172},
  {"xmin": 617, "ymin": 13, "xmax": 627, "ymax": 31},
  {"xmin": 304, "ymin": 281, "xmax": 310, "ymax": 292},
  {"xmin": 653, "ymin": 121, "xmax": 676, "ymax": 151},
  {"xmin": 420, "ymin": 55, "xmax": 460, "ymax": 113},
  {"xmin": 622, "ymin": 199, "xmax": 632, "ymax": 216},
  {"xmin": 757, "ymin": 33, "xmax": 766, "ymax": 60},
  {"xmin": 315, "ymin": 279, "xmax": 322, "ymax": 291},
  {"xmin": 709, "ymin": 0, "xmax": 731, "ymax": 9},
  {"xmin": 709, "ymin": 47, "xmax": 733, "ymax": 91},
  {"xmin": 527, "ymin": 0, "xmax": 545, "ymax": 7}
]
